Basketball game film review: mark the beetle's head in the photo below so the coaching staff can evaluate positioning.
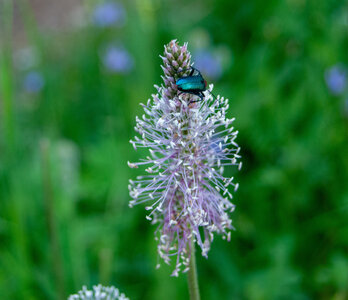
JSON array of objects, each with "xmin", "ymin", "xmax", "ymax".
[{"xmin": 175, "ymin": 81, "xmax": 182, "ymax": 91}]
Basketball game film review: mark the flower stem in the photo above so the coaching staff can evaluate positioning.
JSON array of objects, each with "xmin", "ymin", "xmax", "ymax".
[
  {"xmin": 187, "ymin": 238, "xmax": 200, "ymax": 300},
  {"xmin": 40, "ymin": 140, "xmax": 66, "ymax": 300}
]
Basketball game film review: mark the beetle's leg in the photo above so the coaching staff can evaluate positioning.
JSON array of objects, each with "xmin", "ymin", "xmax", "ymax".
[
  {"xmin": 177, "ymin": 91, "xmax": 184, "ymax": 99},
  {"xmin": 200, "ymin": 91, "xmax": 205, "ymax": 101},
  {"xmin": 175, "ymin": 91, "xmax": 185, "ymax": 103},
  {"xmin": 189, "ymin": 92, "xmax": 204, "ymax": 104},
  {"xmin": 178, "ymin": 91, "xmax": 195, "ymax": 103}
]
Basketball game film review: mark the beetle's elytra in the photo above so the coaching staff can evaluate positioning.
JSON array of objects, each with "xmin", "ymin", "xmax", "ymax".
[{"xmin": 175, "ymin": 67, "xmax": 207, "ymax": 103}]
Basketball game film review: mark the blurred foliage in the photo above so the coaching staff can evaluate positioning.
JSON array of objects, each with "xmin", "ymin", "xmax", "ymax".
[{"xmin": 1, "ymin": 0, "xmax": 348, "ymax": 299}]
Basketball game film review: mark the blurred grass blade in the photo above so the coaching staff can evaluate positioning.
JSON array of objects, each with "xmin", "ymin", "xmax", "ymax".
[{"xmin": 0, "ymin": 0, "xmax": 15, "ymax": 155}]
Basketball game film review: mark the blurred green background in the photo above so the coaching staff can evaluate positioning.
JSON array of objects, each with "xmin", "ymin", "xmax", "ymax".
[{"xmin": 1, "ymin": 0, "xmax": 348, "ymax": 299}]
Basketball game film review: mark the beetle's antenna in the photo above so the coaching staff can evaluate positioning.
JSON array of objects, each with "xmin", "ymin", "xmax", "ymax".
[
  {"xmin": 205, "ymin": 90, "xmax": 223, "ymax": 109},
  {"xmin": 176, "ymin": 66, "xmax": 195, "ymax": 77}
]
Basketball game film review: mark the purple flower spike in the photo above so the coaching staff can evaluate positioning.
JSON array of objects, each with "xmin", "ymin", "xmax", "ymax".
[
  {"xmin": 93, "ymin": 2, "xmax": 126, "ymax": 28},
  {"xmin": 128, "ymin": 40, "xmax": 241, "ymax": 276},
  {"xmin": 325, "ymin": 65, "xmax": 347, "ymax": 95}
]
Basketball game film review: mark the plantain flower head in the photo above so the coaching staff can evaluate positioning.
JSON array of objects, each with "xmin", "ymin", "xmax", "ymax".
[
  {"xmin": 68, "ymin": 284, "xmax": 129, "ymax": 300},
  {"xmin": 128, "ymin": 40, "xmax": 241, "ymax": 276}
]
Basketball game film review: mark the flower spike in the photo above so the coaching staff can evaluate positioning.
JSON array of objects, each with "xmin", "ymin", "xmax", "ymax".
[{"xmin": 128, "ymin": 40, "xmax": 241, "ymax": 276}]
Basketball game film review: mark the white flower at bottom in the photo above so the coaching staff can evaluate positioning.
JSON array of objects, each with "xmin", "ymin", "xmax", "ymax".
[
  {"xmin": 128, "ymin": 40, "xmax": 241, "ymax": 276},
  {"xmin": 68, "ymin": 284, "xmax": 129, "ymax": 300}
]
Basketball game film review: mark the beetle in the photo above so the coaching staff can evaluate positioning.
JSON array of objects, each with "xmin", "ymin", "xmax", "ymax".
[{"xmin": 175, "ymin": 66, "xmax": 207, "ymax": 103}]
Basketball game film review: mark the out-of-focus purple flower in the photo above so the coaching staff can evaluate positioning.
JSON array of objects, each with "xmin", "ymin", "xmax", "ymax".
[
  {"xmin": 93, "ymin": 2, "xmax": 126, "ymax": 27},
  {"xmin": 194, "ymin": 50, "xmax": 223, "ymax": 80},
  {"xmin": 128, "ymin": 40, "xmax": 241, "ymax": 276},
  {"xmin": 23, "ymin": 71, "xmax": 44, "ymax": 93},
  {"xmin": 325, "ymin": 65, "xmax": 347, "ymax": 95},
  {"xmin": 102, "ymin": 45, "xmax": 134, "ymax": 73}
]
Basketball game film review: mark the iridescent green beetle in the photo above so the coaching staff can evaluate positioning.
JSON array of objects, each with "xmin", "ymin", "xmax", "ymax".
[{"xmin": 175, "ymin": 66, "xmax": 207, "ymax": 103}]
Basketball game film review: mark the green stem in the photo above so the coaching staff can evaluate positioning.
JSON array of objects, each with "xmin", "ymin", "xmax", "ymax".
[
  {"xmin": 40, "ymin": 140, "xmax": 66, "ymax": 300},
  {"xmin": 187, "ymin": 238, "xmax": 200, "ymax": 300}
]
